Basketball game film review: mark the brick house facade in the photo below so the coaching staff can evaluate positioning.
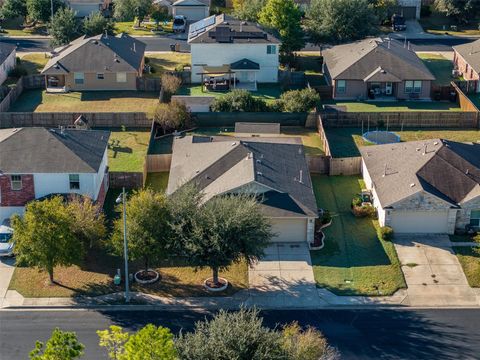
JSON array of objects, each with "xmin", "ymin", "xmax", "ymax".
[
  {"xmin": 453, "ymin": 51, "xmax": 480, "ymax": 82},
  {"xmin": 0, "ymin": 175, "xmax": 35, "ymax": 207}
]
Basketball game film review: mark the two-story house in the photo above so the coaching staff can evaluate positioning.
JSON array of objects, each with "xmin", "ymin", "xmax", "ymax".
[
  {"xmin": 188, "ymin": 14, "xmax": 280, "ymax": 91},
  {"xmin": 0, "ymin": 127, "xmax": 110, "ymax": 223}
]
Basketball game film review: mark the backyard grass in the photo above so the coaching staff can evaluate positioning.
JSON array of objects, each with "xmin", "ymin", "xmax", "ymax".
[
  {"xmin": 418, "ymin": 53, "xmax": 456, "ymax": 86},
  {"xmin": 324, "ymin": 128, "xmax": 480, "ymax": 158},
  {"xmin": 19, "ymin": 53, "xmax": 49, "ymax": 75},
  {"xmin": 108, "ymin": 130, "xmax": 150, "ymax": 172},
  {"xmin": 294, "ymin": 51, "xmax": 326, "ymax": 86},
  {"xmin": 323, "ymin": 101, "xmax": 461, "ymax": 112},
  {"xmin": 9, "ymin": 90, "xmax": 159, "ymax": 114},
  {"xmin": 453, "ymin": 247, "xmax": 480, "ymax": 287},
  {"xmin": 177, "ymin": 84, "xmax": 283, "ymax": 104},
  {"xmin": 310, "ymin": 175, "xmax": 406, "ymax": 296},
  {"xmin": 9, "ymin": 248, "xmax": 248, "ymax": 298},
  {"xmin": 467, "ymin": 94, "xmax": 480, "ymax": 111},
  {"xmin": 114, "ymin": 21, "xmax": 173, "ymax": 36},
  {"xmin": 145, "ymin": 172, "xmax": 169, "ymax": 191},
  {"xmin": 145, "ymin": 52, "xmax": 191, "ymax": 76}
]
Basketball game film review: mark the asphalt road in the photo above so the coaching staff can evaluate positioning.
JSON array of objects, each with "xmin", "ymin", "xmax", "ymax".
[
  {"xmin": 0, "ymin": 36, "xmax": 476, "ymax": 53},
  {"xmin": 1, "ymin": 308, "xmax": 480, "ymax": 360}
]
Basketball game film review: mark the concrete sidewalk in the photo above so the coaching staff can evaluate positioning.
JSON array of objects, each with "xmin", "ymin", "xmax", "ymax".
[{"xmin": 0, "ymin": 257, "xmax": 15, "ymax": 308}]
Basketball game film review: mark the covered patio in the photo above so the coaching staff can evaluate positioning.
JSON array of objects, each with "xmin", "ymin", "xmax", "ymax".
[
  {"xmin": 364, "ymin": 66, "xmax": 400, "ymax": 100},
  {"xmin": 45, "ymin": 74, "xmax": 67, "ymax": 93}
]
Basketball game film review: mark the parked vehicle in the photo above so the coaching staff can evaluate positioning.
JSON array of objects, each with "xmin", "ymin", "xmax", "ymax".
[
  {"xmin": 173, "ymin": 15, "xmax": 187, "ymax": 33},
  {"xmin": 0, "ymin": 220, "xmax": 14, "ymax": 257},
  {"xmin": 391, "ymin": 14, "xmax": 406, "ymax": 31}
]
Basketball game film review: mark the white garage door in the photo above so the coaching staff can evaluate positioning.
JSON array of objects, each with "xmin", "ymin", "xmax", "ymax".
[
  {"xmin": 390, "ymin": 210, "xmax": 449, "ymax": 234},
  {"xmin": 71, "ymin": 4, "xmax": 100, "ymax": 17},
  {"xmin": 270, "ymin": 218, "xmax": 307, "ymax": 242},
  {"xmin": 174, "ymin": 6, "xmax": 207, "ymax": 21}
]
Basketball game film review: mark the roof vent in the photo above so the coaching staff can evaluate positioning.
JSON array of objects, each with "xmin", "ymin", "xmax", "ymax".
[
  {"xmin": 433, "ymin": 141, "xmax": 439, "ymax": 146},
  {"xmin": 410, "ymin": 183, "xmax": 416, "ymax": 187},
  {"xmin": 466, "ymin": 169, "xmax": 470, "ymax": 175},
  {"xmin": 256, "ymin": 159, "xmax": 261, "ymax": 164},
  {"xmin": 257, "ymin": 171, "xmax": 262, "ymax": 176},
  {"xmin": 231, "ymin": 142, "xmax": 236, "ymax": 146}
]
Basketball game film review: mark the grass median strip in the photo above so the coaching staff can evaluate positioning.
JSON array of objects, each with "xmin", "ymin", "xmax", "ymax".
[{"xmin": 453, "ymin": 247, "xmax": 480, "ymax": 287}]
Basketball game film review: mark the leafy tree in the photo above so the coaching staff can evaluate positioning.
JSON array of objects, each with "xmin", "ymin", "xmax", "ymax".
[
  {"xmin": 434, "ymin": 0, "xmax": 480, "ymax": 23},
  {"xmin": 153, "ymin": 100, "xmax": 190, "ymax": 135},
  {"xmin": 368, "ymin": 0, "xmax": 398, "ymax": 23},
  {"xmin": 259, "ymin": 0, "xmax": 304, "ymax": 57},
  {"xmin": 27, "ymin": 0, "xmax": 65, "ymax": 23},
  {"xmin": 176, "ymin": 308, "xmax": 286, "ymax": 360},
  {"xmin": 133, "ymin": 0, "xmax": 153, "ymax": 25},
  {"xmin": 30, "ymin": 328, "xmax": 84, "ymax": 360},
  {"xmin": 97, "ymin": 325, "xmax": 130, "ymax": 360},
  {"xmin": 111, "ymin": 189, "xmax": 172, "ymax": 275},
  {"xmin": 233, "ymin": 0, "xmax": 266, "ymax": 22},
  {"xmin": 160, "ymin": 73, "xmax": 182, "ymax": 102},
  {"xmin": 114, "ymin": 0, "xmax": 152, "ymax": 24},
  {"xmin": 12, "ymin": 197, "xmax": 83, "ymax": 284},
  {"xmin": 281, "ymin": 322, "xmax": 338, "ymax": 360},
  {"xmin": 67, "ymin": 195, "xmax": 106, "ymax": 249},
  {"xmin": 210, "ymin": 89, "xmax": 268, "ymax": 112},
  {"xmin": 150, "ymin": 4, "xmax": 170, "ymax": 23},
  {"xmin": 123, "ymin": 324, "xmax": 176, "ymax": 360},
  {"xmin": 1, "ymin": 0, "xmax": 28, "ymax": 19},
  {"xmin": 178, "ymin": 191, "xmax": 272, "ymax": 286},
  {"xmin": 82, "ymin": 11, "xmax": 115, "ymax": 36},
  {"xmin": 48, "ymin": 7, "xmax": 79, "ymax": 46},
  {"xmin": 305, "ymin": 0, "xmax": 378, "ymax": 44},
  {"xmin": 278, "ymin": 88, "xmax": 320, "ymax": 112}
]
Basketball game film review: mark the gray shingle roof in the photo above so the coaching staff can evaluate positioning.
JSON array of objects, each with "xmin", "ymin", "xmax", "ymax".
[
  {"xmin": 167, "ymin": 135, "xmax": 317, "ymax": 217},
  {"xmin": 323, "ymin": 38, "xmax": 435, "ymax": 81},
  {"xmin": 453, "ymin": 39, "xmax": 480, "ymax": 74},
  {"xmin": 42, "ymin": 33, "xmax": 146, "ymax": 75},
  {"xmin": 0, "ymin": 128, "xmax": 110, "ymax": 173},
  {"xmin": 230, "ymin": 58, "xmax": 260, "ymax": 70},
  {"xmin": 360, "ymin": 139, "xmax": 480, "ymax": 208},
  {"xmin": 0, "ymin": 42, "xmax": 16, "ymax": 65}
]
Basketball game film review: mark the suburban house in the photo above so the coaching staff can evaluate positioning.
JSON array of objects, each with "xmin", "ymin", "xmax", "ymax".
[
  {"xmin": 360, "ymin": 139, "xmax": 480, "ymax": 234},
  {"xmin": 323, "ymin": 38, "xmax": 435, "ymax": 100},
  {"xmin": 166, "ymin": 135, "xmax": 318, "ymax": 243},
  {"xmin": 0, "ymin": 127, "xmax": 110, "ymax": 224},
  {"xmin": 0, "ymin": 43, "xmax": 16, "ymax": 86},
  {"xmin": 41, "ymin": 33, "xmax": 146, "ymax": 92},
  {"xmin": 188, "ymin": 14, "xmax": 280, "ymax": 90},
  {"xmin": 453, "ymin": 39, "xmax": 480, "ymax": 92},
  {"xmin": 66, "ymin": 0, "xmax": 112, "ymax": 17},
  {"xmin": 172, "ymin": 0, "xmax": 210, "ymax": 21},
  {"xmin": 395, "ymin": 0, "xmax": 421, "ymax": 19}
]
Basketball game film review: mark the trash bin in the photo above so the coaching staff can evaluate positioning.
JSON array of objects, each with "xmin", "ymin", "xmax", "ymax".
[
  {"xmin": 170, "ymin": 44, "xmax": 176, "ymax": 52},
  {"xmin": 175, "ymin": 43, "xmax": 180, "ymax": 52},
  {"xmin": 113, "ymin": 274, "xmax": 121, "ymax": 285}
]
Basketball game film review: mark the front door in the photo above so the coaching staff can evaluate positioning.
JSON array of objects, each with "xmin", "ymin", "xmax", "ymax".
[{"xmin": 385, "ymin": 82, "xmax": 393, "ymax": 95}]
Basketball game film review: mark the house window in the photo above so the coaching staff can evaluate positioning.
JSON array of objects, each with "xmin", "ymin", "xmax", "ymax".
[
  {"xmin": 97, "ymin": 73, "xmax": 104, "ymax": 80},
  {"xmin": 10, "ymin": 175, "xmax": 22, "ymax": 191},
  {"xmin": 69, "ymin": 174, "xmax": 80, "ymax": 190},
  {"xmin": 413, "ymin": 81, "xmax": 422, "ymax": 93},
  {"xmin": 405, "ymin": 80, "xmax": 422, "ymax": 94},
  {"xmin": 267, "ymin": 45, "xmax": 276, "ymax": 54},
  {"xmin": 116, "ymin": 72, "xmax": 127, "ymax": 83},
  {"xmin": 470, "ymin": 210, "xmax": 480, "ymax": 228},
  {"xmin": 74, "ymin": 72, "xmax": 84, "ymax": 85},
  {"xmin": 336, "ymin": 80, "xmax": 346, "ymax": 94}
]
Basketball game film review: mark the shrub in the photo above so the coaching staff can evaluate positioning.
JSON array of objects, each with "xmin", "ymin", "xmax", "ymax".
[
  {"xmin": 420, "ymin": 5, "xmax": 431, "ymax": 17},
  {"xmin": 352, "ymin": 204, "xmax": 376, "ymax": 218},
  {"xmin": 175, "ymin": 63, "xmax": 189, "ymax": 72},
  {"xmin": 278, "ymin": 88, "xmax": 320, "ymax": 112},
  {"xmin": 351, "ymin": 196, "xmax": 362, "ymax": 208},
  {"xmin": 153, "ymin": 100, "xmax": 190, "ymax": 135},
  {"xmin": 473, "ymin": 232, "xmax": 480, "ymax": 243},
  {"xmin": 211, "ymin": 89, "xmax": 269, "ymax": 112},
  {"xmin": 160, "ymin": 73, "xmax": 182, "ymax": 102},
  {"xmin": 378, "ymin": 226, "xmax": 394, "ymax": 241},
  {"xmin": 321, "ymin": 210, "xmax": 331, "ymax": 225}
]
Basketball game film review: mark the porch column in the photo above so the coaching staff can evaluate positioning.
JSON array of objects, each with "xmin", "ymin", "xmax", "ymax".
[
  {"xmin": 233, "ymin": 73, "xmax": 236, "ymax": 89},
  {"xmin": 44, "ymin": 75, "xmax": 48, "ymax": 91}
]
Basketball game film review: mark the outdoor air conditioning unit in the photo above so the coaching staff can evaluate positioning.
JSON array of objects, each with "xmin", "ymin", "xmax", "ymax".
[{"xmin": 452, "ymin": 69, "xmax": 462, "ymax": 77}]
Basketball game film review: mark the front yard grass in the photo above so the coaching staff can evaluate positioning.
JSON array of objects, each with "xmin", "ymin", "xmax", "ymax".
[
  {"xmin": 108, "ymin": 130, "xmax": 150, "ymax": 172},
  {"xmin": 323, "ymin": 100, "xmax": 461, "ymax": 112},
  {"xmin": 19, "ymin": 53, "xmax": 49, "ymax": 74},
  {"xmin": 0, "ymin": 17, "xmax": 47, "ymax": 36},
  {"xmin": 453, "ymin": 247, "xmax": 480, "ymax": 287},
  {"xmin": 418, "ymin": 53, "xmax": 456, "ymax": 86},
  {"xmin": 420, "ymin": 12, "xmax": 480, "ymax": 36},
  {"xmin": 9, "ymin": 90, "xmax": 159, "ymax": 114},
  {"xmin": 145, "ymin": 52, "xmax": 191, "ymax": 77},
  {"xmin": 310, "ymin": 175, "xmax": 406, "ymax": 296},
  {"xmin": 325, "ymin": 128, "xmax": 480, "ymax": 158},
  {"xmin": 177, "ymin": 84, "xmax": 283, "ymax": 104}
]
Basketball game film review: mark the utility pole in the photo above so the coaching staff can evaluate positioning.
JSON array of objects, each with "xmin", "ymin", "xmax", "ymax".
[{"xmin": 116, "ymin": 188, "xmax": 130, "ymax": 303}]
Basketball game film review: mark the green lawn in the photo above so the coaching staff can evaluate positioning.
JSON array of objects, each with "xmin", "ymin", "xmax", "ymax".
[
  {"xmin": 108, "ymin": 130, "xmax": 150, "ymax": 172},
  {"xmin": 323, "ymin": 101, "xmax": 461, "ymax": 112},
  {"xmin": 310, "ymin": 175, "xmax": 406, "ymax": 296},
  {"xmin": 450, "ymin": 234, "xmax": 479, "ymax": 243},
  {"xmin": 145, "ymin": 52, "xmax": 191, "ymax": 77},
  {"xmin": 177, "ymin": 84, "xmax": 283, "ymax": 104},
  {"xmin": 453, "ymin": 247, "xmax": 480, "ymax": 287},
  {"xmin": 145, "ymin": 172, "xmax": 169, "ymax": 191},
  {"xmin": 19, "ymin": 53, "xmax": 49, "ymax": 74},
  {"xmin": 294, "ymin": 52, "xmax": 326, "ymax": 86},
  {"xmin": 325, "ymin": 128, "xmax": 480, "ymax": 158},
  {"xmin": 418, "ymin": 53, "xmax": 456, "ymax": 86},
  {"xmin": 0, "ymin": 17, "xmax": 47, "ymax": 36},
  {"xmin": 9, "ymin": 90, "xmax": 159, "ymax": 114},
  {"xmin": 467, "ymin": 94, "xmax": 480, "ymax": 110},
  {"xmin": 420, "ymin": 12, "xmax": 480, "ymax": 36}
]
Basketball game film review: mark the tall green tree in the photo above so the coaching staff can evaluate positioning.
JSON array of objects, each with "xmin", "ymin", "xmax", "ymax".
[
  {"xmin": 175, "ymin": 189, "xmax": 273, "ymax": 286},
  {"xmin": 368, "ymin": 0, "xmax": 398, "ymax": 23},
  {"xmin": 27, "ymin": 0, "xmax": 65, "ymax": 23},
  {"xmin": 82, "ymin": 11, "xmax": 115, "ymax": 36},
  {"xmin": 175, "ymin": 308, "xmax": 286, "ymax": 360},
  {"xmin": 30, "ymin": 328, "xmax": 84, "ymax": 360},
  {"xmin": 114, "ymin": 0, "xmax": 152, "ymax": 24},
  {"xmin": 110, "ymin": 189, "xmax": 172, "ymax": 275},
  {"xmin": 67, "ymin": 195, "xmax": 106, "ymax": 249},
  {"xmin": 123, "ymin": 324, "xmax": 176, "ymax": 360},
  {"xmin": 48, "ymin": 7, "xmax": 79, "ymax": 46},
  {"xmin": 12, "ymin": 197, "xmax": 83, "ymax": 284},
  {"xmin": 434, "ymin": 0, "xmax": 480, "ymax": 23},
  {"xmin": 1, "ymin": 0, "xmax": 28, "ymax": 19},
  {"xmin": 233, "ymin": 0, "xmax": 266, "ymax": 22},
  {"xmin": 259, "ymin": 0, "xmax": 304, "ymax": 57},
  {"xmin": 305, "ymin": 0, "xmax": 378, "ymax": 44},
  {"xmin": 97, "ymin": 325, "xmax": 130, "ymax": 360}
]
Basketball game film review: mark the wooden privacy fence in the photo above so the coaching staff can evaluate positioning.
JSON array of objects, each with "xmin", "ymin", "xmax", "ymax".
[
  {"xmin": 0, "ymin": 112, "xmax": 152, "ymax": 128},
  {"xmin": 137, "ymin": 77, "xmax": 161, "ymax": 92},
  {"xmin": 452, "ymin": 81, "xmax": 479, "ymax": 112},
  {"xmin": 319, "ymin": 110, "xmax": 479, "ymax": 128},
  {"xmin": 145, "ymin": 154, "xmax": 172, "ymax": 172},
  {"xmin": 305, "ymin": 155, "xmax": 329, "ymax": 174},
  {"xmin": 192, "ymin": 112, "xmax": 308, "ymax": 127},
  {"xmin": 0, "ymin": 77, "xmax": 23, "ymax": 112},
  {"xmin": 109, "ymin": 172, "xmax": 144, "ymax": 189}
]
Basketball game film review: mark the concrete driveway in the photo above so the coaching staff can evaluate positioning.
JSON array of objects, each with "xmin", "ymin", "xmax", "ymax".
[
  {"xmin": 394, "ymin": 235, "xmax": 479, "ymax": 306},
  {"xmin": 0, "ymin": 257, "xmax": 15, "ymax": 307},
  {"xmin": 248, "ymin": 242, "xmax": 325, "ymax": 308}
]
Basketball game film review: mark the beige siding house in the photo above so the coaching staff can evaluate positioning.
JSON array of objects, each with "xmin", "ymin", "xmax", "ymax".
[
  {"xmin": 323, "ymin": 38, "xmax": 435, "ymax": 101},
  {"xmin": 41, "ymin": 33, "xmax": 146, "ymax": 92}
]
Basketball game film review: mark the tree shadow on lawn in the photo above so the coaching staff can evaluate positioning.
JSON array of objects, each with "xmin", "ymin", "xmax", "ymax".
[{"xmin": 80, "ymin": 91, "xmax": 158, "ymax": 101}]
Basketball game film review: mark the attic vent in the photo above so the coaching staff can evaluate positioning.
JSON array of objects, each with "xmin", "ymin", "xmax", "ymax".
[
  {"xmin": 466, "ymin": 169, "xmax": 470, "ymax": 175},
  {"xmin": 231, "ymin": 142, "xmax": 237, "ymax": 146},
  {"xmin": 410, "ymin": 183, "xmax": 415, "ymax": 187},
  {"xmin": 433, "ymin": 141, "xmax": 439, "ymax": 145},
  {"xmin": 257, "ymin": 171, "xmax": 262, "ymax": 176},
  {"xmin": 416, "ymin": 148, "xmax": 421, "ymax": 151},
  {"xmin": 92, "ymin": 40, "xmax": 99, "ymax": 45}
]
